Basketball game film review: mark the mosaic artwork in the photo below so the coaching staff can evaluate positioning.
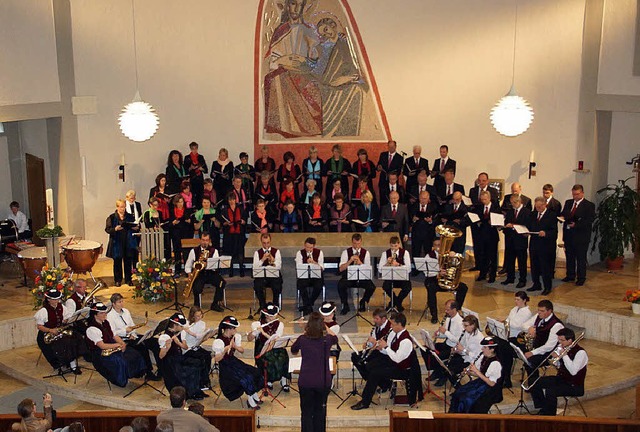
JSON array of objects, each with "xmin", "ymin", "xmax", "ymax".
[{"xmin": 256, "ymin": 0, "xmax": 389, "ymax": 144}]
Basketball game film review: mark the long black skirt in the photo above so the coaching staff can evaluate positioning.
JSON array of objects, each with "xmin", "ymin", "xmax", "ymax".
[
  {"xmin": 92, "ymin": 349, "xmax": 146, "ymax": 387},
  {"xmin": 219, "ymin": 356, "xmax": 262, "ymax": 401}
]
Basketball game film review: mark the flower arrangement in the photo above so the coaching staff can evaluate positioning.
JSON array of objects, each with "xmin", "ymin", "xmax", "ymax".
[
  {"xmin": 31, "ymin": 264, "xmax": 72, "ymax": 309},
  {"xmin": 132, "ymin": 257, "xmax": 175, "ymax": 303},
  {"xmin": 35, "ymin": 225, "xmax": 64, "ymax": 238},
  {"xmin": 623, "ymin": 289, "xmax": 640, "ymax": 304}
]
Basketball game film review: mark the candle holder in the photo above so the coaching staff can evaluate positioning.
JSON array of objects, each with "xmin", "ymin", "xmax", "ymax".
[{"xmin": 528, "ymin": 161, "xmax": 536, "ymax": 179}]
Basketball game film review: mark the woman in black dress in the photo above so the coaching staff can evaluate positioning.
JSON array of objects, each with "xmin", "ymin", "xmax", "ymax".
[
  {"xmin": 277, "ymin": 151, "xmax": 302, "ymax": 195},
  {"xmin": 211, "ymin": 148, "xmax": 234, "ymax": 198},
  {"xmin": 219, "ymin": 192, "xmax": 246, "ymax": 277},
  {"xmin": 105, "ymin": 199, "xmax": 138, "ymax": 286},
  {"xmin": 168, "ymin": 195, "xmax": 193, "ymax": 275},
  {"xmin": 165, "ymin": 150, "xmax": 187, "ymax": 194}
]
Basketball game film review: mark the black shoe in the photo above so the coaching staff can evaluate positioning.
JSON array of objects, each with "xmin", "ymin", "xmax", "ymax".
[
  {"xmin": 396, "ymin": 304, "xmax": 405, "ymax": 313},
  {"xmin": 72, "ymin": 367, "xmax": 82, "ymax": 375},
  {"xmin": 351, "ymin": 401, "xmax": 369, "ymax": 411},
  {"xmin": 115, "ymin": 281, "xmax": 122, "ymax": 287},
  {"xmin": 498, "ymin": 268, "xmax": 507, "ymax": 275},
  {"xmin": 576, "ymin": 280, "xmax": 585, "ymax": 286},
  {"xmin": 146, "ymin": 372, "xmax": 162, "ymax": 382},
  {"xmin": 526, "ymin": 285, "xmax": 542, "ymax": 292},
  {"xmin": 501, "ymin": 280, "xmax": 514, "ymax": 286},
  {"xmin": 487, "ymin": 277, "xmax": 496, "ymax": 284},
  {"xmin": 430, "ymin": 316, "xmax": 439, "ymax": 324},
  {"xmin": 503, "ymin": 381, "xmax": 513, "ymax": 389},
  {"xmin": 561, "ymin": 276, "xmax": 575, "ymax": 282},
  {"xmin": 210, "ymin": 303, "xmax": 224, "ymax": 313},
  {"xmin": 340, "ymin": 305, "xmax": 350, "ymax": 315},
  {"xmin": 428, "ymin": 372, "xmax": 440, "ymax": 381},
  {"xmin": 541, "ymin": 288, "xmax": 552, "ymax": 296},
  {"xmin": 516, "ymin": 281, "xmax": 526, "ymax": 288},
  {"xmin": 298, "ymin": 305, "xmax": 306, "ymax": 312},
  {"xmin": 125, "ymin": 279, "xmax": 133, "ymax": 286},
  {"xmin": 304, "ymin": 307, "xmax": 313, "ymax": 315},
  {"xmin": 410, "ymin": 270, "xmax": 420, "ymax": 277},
  {"xmin": 434, "ymin": 377, "xmax": 447, "ymax": 387},
  {"xmin": 358, "ymin": 299, "xmax": 367, "ymax": 312},
  {"xmin": 192, "ymin": 394, "xmax": 204, "ymax": 401},
  {"xmin": 476, "ymin": 275, "xmax": 486, "ymax": 281},
  {"xmin": 282, "ymin": 384, "xmax": 290, "ymax": 393}
]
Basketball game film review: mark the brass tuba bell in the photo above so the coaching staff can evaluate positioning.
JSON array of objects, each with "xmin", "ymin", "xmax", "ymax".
[{"xmin": 435, "ymin": 224, "xmax": 464, "ymax": 291}]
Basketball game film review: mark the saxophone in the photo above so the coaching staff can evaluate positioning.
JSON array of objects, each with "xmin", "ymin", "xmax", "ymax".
[
  {"xmin": 183, "ymin": 248, "xmax": 210, "ymax": 298},
  {"xmin": 43, "ymin": 323, "xmax": 74, "ymax": 344},
  {"xmin": 101, "ymin": 346, "xmax": 123, "ymax": 357}
]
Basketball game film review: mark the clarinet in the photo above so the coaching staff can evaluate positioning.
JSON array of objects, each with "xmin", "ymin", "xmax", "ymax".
[
  {"xmin": 454, "ymin": 352, "xmax": 483, "ymax": 387},
  {"xmin": 358, "ymin": 326, "xmax": 376, "ymax": 362},
  {"xmin": 447, "ymin": 332, "xmax": 466, "ymax": 363}
]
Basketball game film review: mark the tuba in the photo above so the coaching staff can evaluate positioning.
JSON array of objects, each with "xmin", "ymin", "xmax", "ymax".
[
  {"xmin": 183, "ymin": 248, "xmax": 210, "ymax": 299},
  {"xmin": 82, "ymin": 278, "xmax": 108, "ymax": 307},
  {"xmin": 435, "ymin": 225, "xmax": 464, "ymax": 291}
]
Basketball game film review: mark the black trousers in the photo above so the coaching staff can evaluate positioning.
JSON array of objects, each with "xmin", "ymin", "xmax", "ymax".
[
  {"xmin": 337, "ymin": 279, "xmax": 375, "ymax": 306},
  {"xmin": 254, "ymin": 277, "xmax": 282, "ymax": 310},
  {"xmin": 350, "ymin": 350, "xmax": 388, "ymax": 383},
  {"xmin": 299, "ymin": 387, "xmax": 330, "ymax": 432},
  {"xmin": 125, "ymin": 337, "xmax": 157, "ymax": 375},
  {"xmin": 526, "ymin": 352, "xmax": 552, "ymax": 408},
  {"xmin": 564, "ymin": 234, "xmax": 589, "ymax": 281},
  {"xmin": 361, "ymin": 357, "xmax": 408, "ymax": 406},
  {"xmin": 537, "ymin": 376, "xmax": 584, "ymax": 415},
  {"xmin": 530, "ymin": 245, "xmax": 553, "ymax": 290},
  {"xmin": 297, "ymin": 278, "xmax": 323, "ymax": 309},
  {"xmin": 382, "ymin": 280, "xmax": 412, "ymax": 307},
  {"xmin": 113, "ymin": 255, "xmax": 134, "ymax": 283},
  {"xmin": 476, "ymin": 236, "xmax": 498, "ymax": 279},
  {"xmin": 191, "ymin": 175, "xmax": 204, "ymax": 209},
  {"xmin": 421, "ymin": 342, "xmax": 452, "ymax": 378},
  {"xmin": 411, "ymin": 233, "xmax": 433, "ymax": 263},
  {"xmin": 447, "ymin": 354, "xmax": 469, "ymax": 383},
  {"xmin": 425, "ymin": 278, "xmax": 468, "ymax": 319},
  {"xmin": 504, "ymin": 243, "xmax": 527, "ymax": 283},
  {"xmin": 169, "ymin": 231, "xmax": 183, "ymax": 273},
  {"xmin": 192, "ymin": 270, "xmax": 226, "ymax": 307}
]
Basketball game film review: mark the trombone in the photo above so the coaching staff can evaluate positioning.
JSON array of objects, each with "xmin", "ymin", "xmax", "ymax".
[{"xmin": 521, "ymin": 331, "xmax": 585, "ymax": 391}]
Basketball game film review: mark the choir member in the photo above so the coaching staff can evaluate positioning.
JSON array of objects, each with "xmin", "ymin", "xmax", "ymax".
[
  {"xmin": 166, "ymin": 150, "xmax": 187, "ymax": 195},
  {"xmin": 351, "ymin": 176, "xmax": 374, "ymax": 205},
  {"xmin": 184, "ymin": 142, "xmax": 208, "ymax": 209},
  {"xmin": 300, "ymin": 179, "xmax": 320, "ymax": 208},
  {"xmin": 250, "ymin": 199, "xmax": 275, "ymax": 233},
  {"xmin": 230, "ymin": 175, "xmax": 253, "ymax": 213},
  {"xmin": 219, "ymin": 192, "xmax": 246, "ymax": 278},
  {"xmin": 403, "ymin": 145, "xmax": 429, "ymax": 194},
  {"xmin": 295, "ymin": 237, "xmax": 325, "ymax": 314},
  {"xmin": 378, "ymin": 236, "xmax": 412, "ymax": 312},
  {"xmin": 337, "ymin": 233, "xmax": 376, "ymax": 315},
  {"xmin": 542, "ymin": 184, "xmax": 561, "ymax": 276},
  {"xmin": 279, "ymin": 179, "xmax": 299, "ymax": 210},
  {"xmin": 168, "ymin": 195, "xmax": 194, "ymax": 276},
  {"xmin": 322, "ymin": 144, "xmax": 351, "ymax": 199},
  {"xmin": 436, "ymin": 169, "xmax": 465, "ymax": 205},
  {"xmin": 439, "ymin": 192, "xmax": 469, "ymax": 254},
  {"xmin": 325, "ymin": 178, "xmax": 346, "ymax": 210},
  {"xmin": 351, "ymin": 149, "xmax": 376, "ymax": 195},
  {"xmin": 380, "ymin": 191, "xmax": 409, "ymax": 243},
  {"xmin": 527, "ymin": 197, "xmax": 558, "ymax": 295},
  {"xmin": 502, "ymin": 194, "xmax": 531, "ymax": 288},
  {"xmin": 202, "ymin": 178, "xmax": 217, "ymax": 207},
  {"xmin": 408, "ymin": 171, "xmax": 437, "ymax": 206},
  {"xmin": 472, "ymin": 191, "xmax": 501, "ymax": 283},
  {"xmin": 185, "ymin": 233, "xmax": 227, "ymax": 311},
  {"xmin": 143, "ymin": 197, "xmax": 172, "ymax": 261},
  {"xmin": 255, "ymin": 171, "xmax": 278, "ymax": 215},
  {"xmin": 235, "ymin": 152, "xmax": 256, "ymax": 197},
  {"xmin": 211, "ymin": 148, "xmax": 234, "ymax": 198},
  {"xmin": 379, "ymin": 171, "xmax": 405, "ymax": 207},
  {"xmin": 328, "ymin": 193, "xmax": 352, "ymax": 233},
  {"xmin": 105, "ymin": 199, "xmax": 138, "ymax": 286},
  {"xmin": 148, "ymin": 173, "xmax": 171, "ymax": 220},
  {"xmin": 376, "ymin": 140, "xmax": 403, "ymax": 190},
  {"xmin": 430, "ymin": 145, "xmax": 456, "ymax": 192},
  {"xmin": 501, "ymin": 182, "xmax": 532, "ymax": 212},
  {"xmin": 302, "ymin": 146, "xmax": 323, "ymax": 192},
  {"xmin": 469, "ymin": 172, "xmax": 499, "ymax": 206},
  {"xmin": 353, "ymin": 190, "xmax": 379, "ymax": 233},
  {"xmin": 248, "ymin": 304, "xmax": 290, "ymax": 392},
  {"xmin": 409, "ymin": 190, "xmax": 439, "ymax": 271},
  {"xmin": 252, "ymin": 233, "xmax": 283, "ymax": 310},
  {"xmin": 280, "ymin": 200, "xmax": 302, "ymax": 233},
  {"xmin": 277, "ymin": 151, "xmax": 302, "ymax": 194},
  {"xmin": 125, "ymin": 190, "xmax": 143, "ymax": 224},
  {"xmin": 180, "ymin": 181, "xmax": 194, "ymax": 209},
  {"xmin": 254, "ymin": 145, "xmax": 278, "ymax": 192},
  {"xmin": 560, "ymin": 184, "xmax": 595, "ymax": 286},
  {"xmin": 303, "ymin": 193, "xmax": 327, "ymax": 232},
  {"xmin": 193, "ymin": 197, "xmax": 220, "ymax": 249}
]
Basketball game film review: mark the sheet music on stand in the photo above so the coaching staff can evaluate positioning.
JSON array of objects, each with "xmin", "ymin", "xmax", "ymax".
[
  {"xmin": 192, "ymin": 328, "xmax": 217, "ymax": 350},
  {"xmin": 252, "ymin": 267, "xmax": 281, "ymax": 279},
  {"xmin": 296, "ymin": 264, "xmax": 322, "ymax": 280},
  {"xmin": 210, "ymin": 255, "xmax": 232, "ymax": 270},
  {"xmin": 347, "ymin": 265, "xmax": 372, "ymax": 281},
  {"xmin": 379, "ymin": 266, "xmax": 409, "ymax": 281},
  {"xmin": 410, "ymin": 333, "xmax": 427, "ymax": 352},
  {"xmin": 288, "ymin": 357, "xmax": 335, "ymax": 373},
  {"xmin": 510, "ymin": 342, "xmax": 532, "ymax": 368},
  {"xmin": 64, "ymin": 306, "xmax": 91, "ymax": 325},
  {"xmin": 257, "ymin": 333, "xmax": 279, "ymax": 358},
  {"xmin": 420, "ymin": 328, "xmax": 437, "ymax": 352},
  {"xmin": 462, "ymin": 307, "xmax": 479, "ymax": 319},
  {"xmin": 136, "ymin": 328, "xmax": 155, "ymax": 346},
  {"xmin": 413, "ymin": 257, "xmax": 428, "ymax": 275},
  {"xmin": 274, "ymin": 334, "xmax": 297, "ymax": 349},
  {"xmin": 485, "ymin": 317, "xmax": 508, "ymax": 340},
  {"xmin": 341, "ymin": 334, "xmax": 360, "ymax": 354}
]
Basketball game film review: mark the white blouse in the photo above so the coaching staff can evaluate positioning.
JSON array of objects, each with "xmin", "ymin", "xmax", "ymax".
[{"xmin": 506, "ymin": 306, "xmax": 533, "ymax": 338}]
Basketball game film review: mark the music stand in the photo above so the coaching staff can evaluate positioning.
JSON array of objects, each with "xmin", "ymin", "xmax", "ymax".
[
  {"xmin": 379, "ymin": 266, "xmax": 409, "ymax": 313},
  {"xmin": 341, "ymin": 265, "xmax": 373, "ymax": 326},
  {"xmin": 295, "ymin": 264, "xmax": 322, "ymax": 319},
  {"xmin": 510, "ymin": 342, "xmax": 532, "ymax": 414},
  {"xmin": 155, "ymin": 274, "xmax": 186, "ymax": 315},
  {"xmin": 414, "ymin": 257, "xmax": 434, "ymax": 325},
  {"xmin": 42, "ymin": 307, "xmax": 92, "ymax": 383},
  {"xmin": 427, "ymin": 340, "xmax": 453, "ymax": 412},
  {"xmin": 210, "ymin": 255, "xmax": 232, "ymax": 311},
  {"xmin": 417, "ymin": 329, "xmax": 446, "ymax": 404},
  {"xmin": 255, "ymin": 333, "xmax": 286, "ymax": 408},
  {"xmin": 252, "ymin": 266, "xmax": 282, "ymax": 318},
  {"xmin": 485, "ymin": 317, "xmax": 508, "ymax": 341},
  {"xmin": 123, "ymin": 329, "xmax": 166, "ymax": 398},
  {"xmin": 337, "ymin": 334, "xmax": 373, "ymax": 409}
]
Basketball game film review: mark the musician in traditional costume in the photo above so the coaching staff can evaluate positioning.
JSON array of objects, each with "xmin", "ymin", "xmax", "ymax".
[
  {"xmin": 445, "ymin": 315, "xmax": 485, "ymax": 386},
  {"xmin": 422, "ymin": 299, "xmax": 463, "ymax": 385},
  {"xmin": 185, "ymin": 232, "xmax": 227, "ymax": 312},
  {"xmin": 320, "ymin": 302, "xmax": 341, "ymax": 360},
  {"xmin": 351, "ymin": 308, "xmax": 392, "ymax": 382},
  {"xmin": 449, "ymin": 336, "xmax": 503, "ymax": 413},
  {"xmin": 328, "ymin": 193, "xmax": 352, "ymax": 233},
  {"xmin": 34, "ymin": 289, "xmax": 84, "ymax": 374},
  {"xmin": 351, "ymin": 312, "xmax": 422, "ymax": 410},
  {"xmin": 337, "ymin": 233, "xmax": 376, "ymax": 315},
  {"xmin": 248, "ymin": 303, "xmax": 290, "ymax": 392},
  {"xmin": 158, "ymin": 313, "xmax": 207, "ymax": 400},
  {"xmin": 86, "ymin": 302, "xmax": 146, "ymax": 387},
  {"xmin": 219, "ymin": 192, "xmax": 246, "ymax": 278},
  {"xmin": 252, "ymin": 233, "xmax": 283, "ymax": 310},
  {"xmin": 106, "ymin": 293, "xmax": 161, "ymax": 381},
  {"xmin": 64, "ymin": 278, "xmax": 88, "ymax": 314},
  {"xmin": 378, "ymin": 236, "xmax": 412, "ymax": 312},
  {"xmin": 212, "ymin": 316, "xmax": 262, "ymax": 409},
  {"xmin": 534, "ymin": 328, "xmax": 587, "ymax": 416},
  {"xmin": 182, "ymin": 306, "xmax": 214, "ymax": 393},
  {"xmin": 423, "ymin": 238, "xmax": 469, "ymax": 324},
  {"xmin": 295, "ymin": 237, "xmax": 325, "ymax": 315}
]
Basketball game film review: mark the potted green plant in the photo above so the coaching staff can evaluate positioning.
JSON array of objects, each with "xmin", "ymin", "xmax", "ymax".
[{"xmin": 591, "ymin": 177, "xmax": 640, "ymax": 270}]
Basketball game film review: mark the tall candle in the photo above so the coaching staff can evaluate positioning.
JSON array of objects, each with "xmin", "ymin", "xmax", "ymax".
[
  {"xmin": 46, "ymin": 188, "xmax": 54, "ymax": 228},
  {"xmin": 529, "ymin": 150, "xmax": 535, "ymax": 163},
  {"xmin": 120, "ymin": 153, "xmax": 126, "ymax": 166}
]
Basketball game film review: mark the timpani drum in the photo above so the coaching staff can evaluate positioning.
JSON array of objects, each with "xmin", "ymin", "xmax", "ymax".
[
  {"xmin": 0, "ymin": 219, "xmax": 19, "ymax": 245},
  {"xmin": 17, "ymin": 246, "xmax": 48, "ymax": 284},
  {"xmin": 62, "ymin": 240, "xmax": 103, "ymax": 274}
]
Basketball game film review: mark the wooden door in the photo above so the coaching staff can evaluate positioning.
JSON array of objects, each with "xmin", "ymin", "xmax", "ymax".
[{"xmin": 26, "ymin": 153, "xmax": 46, "ymax": 244}]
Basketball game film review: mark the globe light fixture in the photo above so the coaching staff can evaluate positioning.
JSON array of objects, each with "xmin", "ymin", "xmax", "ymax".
[
  {"xmin": 490, "ymin": 1, "xmax": 533, "ymax": 137},
  {"xmin": 119, "ymin": 0, "xmax": 159, "ymax": 142}
]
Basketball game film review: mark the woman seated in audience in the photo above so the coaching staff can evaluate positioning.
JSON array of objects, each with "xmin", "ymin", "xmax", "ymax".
[
  {"xmin": 303, "ymin": 193, "xmax": 327, "ymax": 232},
  {"xmin": 212, "ymin": 316, "xmax": 263, "ymax": 409},
  {"xmin": 165, "ymin": 150, "xmax": 187, "ymax": 194}
]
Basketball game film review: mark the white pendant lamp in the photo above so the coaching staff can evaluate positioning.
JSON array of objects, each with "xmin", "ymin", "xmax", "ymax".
[
  {"xmin": 490, "ymin": 1, "xmax": 534, "ymax": 137},
  {"xmin": 119, "ymin": 0, "xmax": 159, "ymax": 142}
]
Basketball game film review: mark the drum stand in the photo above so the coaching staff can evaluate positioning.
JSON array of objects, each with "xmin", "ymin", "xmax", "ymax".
[{"xmin": 156, "ymin": 275, "xmax": 186, "ymax": 315}]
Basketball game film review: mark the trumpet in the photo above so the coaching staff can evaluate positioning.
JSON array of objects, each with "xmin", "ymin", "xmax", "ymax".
[{"xmin": 454, "ymin": 352, "xmax": 483, "ymax": 387}]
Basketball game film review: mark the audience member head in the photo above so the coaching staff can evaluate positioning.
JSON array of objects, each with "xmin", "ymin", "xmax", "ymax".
[
  {"xmin": 188, "ymin": 402, "xmax": 205, "ymax": 417},
  {"xmin": 155, "ymin": 421, "xmax": 174, "ymax": 432},
  {"xmin": 169, "ymin": 386, "xmax": 187, "ymax": 408},
  {"xmin": 131, "ymin": 416, "xmax": 150, "ymax": 432}
]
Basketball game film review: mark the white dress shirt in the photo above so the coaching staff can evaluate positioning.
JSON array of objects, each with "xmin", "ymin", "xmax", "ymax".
[
  {"xmin": 339, "ymin": 248, "xmax": 371, "ymax": 267},
  {"xmin": 377, "ymin": 249, "xmax": 411, "ymax": 274},
  {"xmin": 524, "ymin": 313, "xmax": 564, "ymax": 355},
  {"xmin": 8, "ymin": 210, "xmax": 29, "ymax": 233},
  {"xmin": 185, "ymin": 248, "xmax": 220, "ymax": 273},
  {"xmin": 64, "ymin": 295, "xmax": 85, "ymax": 315},
  {"xmin": 86, "ymin": 325, "xmax": 107, "ymax": 345},
  {"xmin": 34, "ymin": 305, "xmax": 72, "ymax": 326},
  {"xmin": 181, "ymin": 320, "xmax": 207, "ymax": 351},
  {"xmin": 439, "ymin": 313, "xmax": 464, "ymax": 347},
  {"xmin": 381, "ymin": 329, "xmax": 413, "ymax": 364},
  {"xmin": 506, "ymin": 306, "xmax": 533, "ymax": 338},
  {"xmin": 252, "ymin": 248, "xmax": 282, "ymax": 270},
  {"xmin": 294, "ymin": 249, "xmax": 325, "ymax": 269},
  {"xmin": 459, "ymin": 330, "xmax": 485, "ymax": 363},
  {"xmin": 561, "ymin": 350, "xmax": 589, "ymax": 375},
  {"xmin": 107, "ymin": 307, "xmax": 137, "ymax": 339}
]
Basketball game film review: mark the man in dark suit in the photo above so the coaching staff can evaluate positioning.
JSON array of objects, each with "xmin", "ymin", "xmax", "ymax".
[
  {"xmin": 501, "ymin": 182, "xmax": 532, "ymax": 212},
  {"xmin": 408, "ymin": 171, "xmax": 437, "ymax": 207},
  {"xmin": 377, "ymin": 140, "xmax": 404, "ymax": 190},
  {"xmin": 379, "ymin": 171, "xmax": 405, "ymax": 207},
  {"xmin": 403, "ymin": 145, "xmax": 429, "ymax": 194},
  {"xmin": 469, "ymin": 172, "xmax": 499, "ymax": 270},
  {"xmin": 560, "ymin": 185, "xmax": 596, "ymax": 286},
  {"xmin": 430, "ymin": 145, "xmax": 456, "ymax": 192},
  {"xmin": 440, "ymin": 191, "xmax": 468, "ymax": 254},
  {"xmin": 436, "ymin": 169, "xmax": 465, "ymax": 204},
  {"xmin": 409, "ymin": 190, "xmax": 439, "ymax": 274},
  {"xmin": 380, "ymin": 191, "xmax": 409, "ymax": 243},
  {"xmin": 472, "ymin": 191, "xmax": 501, "ymax": 283},
  {"xmin": 501, "ymin": 195, "xmax": 531, "ymax": 288},
  {"xmin": 528, "ymin": 197, "xmax": 558, "ymax": 295},
  {"xmin": 542, "ymin": 183, "xmax": 562, "ymax": 277}
]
